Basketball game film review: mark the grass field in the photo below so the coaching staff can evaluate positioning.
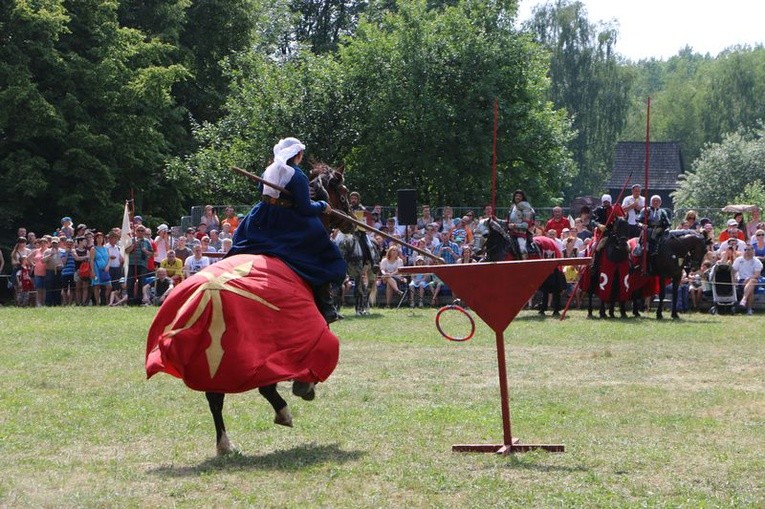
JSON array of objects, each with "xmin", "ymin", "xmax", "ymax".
[{"xmin": 0, "ymin": 306, "xmax": 763, "ymax": 507}]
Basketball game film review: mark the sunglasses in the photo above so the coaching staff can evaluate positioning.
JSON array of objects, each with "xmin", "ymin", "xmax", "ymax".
[{"xmin": 757, "ymin": 233, "xmax": 764, "ymax": 237}]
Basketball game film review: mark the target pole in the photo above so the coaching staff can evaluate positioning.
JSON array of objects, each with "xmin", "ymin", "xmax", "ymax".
[{"xmin": 491, "ymin": 98, "xmax": 498, "ymax": 216}]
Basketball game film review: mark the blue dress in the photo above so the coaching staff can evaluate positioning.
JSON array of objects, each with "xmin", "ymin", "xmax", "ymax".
[{"xmin": 228, "ymin": 164, "xmax": 347, "ymax": 287}]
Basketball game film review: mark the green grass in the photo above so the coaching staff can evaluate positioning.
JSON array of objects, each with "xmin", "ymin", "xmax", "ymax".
[{"xmin": 0, "ymin": 306, "xmax": 763, "ymax": 507}]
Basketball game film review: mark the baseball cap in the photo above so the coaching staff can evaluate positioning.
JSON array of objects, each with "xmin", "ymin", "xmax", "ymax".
[
  {"xmin": 133, "ymin": 215, "xmax": 143, "ymax": 222},
  {"xmin": 726, "ymin": 219, "xmax": 738, "ymax": 227},
  {"xmin": 157, "ymin": 224, "xmax": 169, "ymax": 232}
]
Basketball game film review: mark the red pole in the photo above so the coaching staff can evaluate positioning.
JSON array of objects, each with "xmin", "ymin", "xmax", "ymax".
[
  {"xmin": 491, "ymin": 98, "xmax": 498, "ymax": 217},
  {"xmin": 642, "ymin": 98, "xmax": 651, "ymax": 273},
  {"xmin": 495, "ymin": 330, "xmax": 513, "ymax": 447}
]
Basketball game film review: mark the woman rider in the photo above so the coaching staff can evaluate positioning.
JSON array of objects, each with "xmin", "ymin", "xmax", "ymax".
[{"xmin": 227, "ymin": 137, "xmax": 347, "ymax": 324}]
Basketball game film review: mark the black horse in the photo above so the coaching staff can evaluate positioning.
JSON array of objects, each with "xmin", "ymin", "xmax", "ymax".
[
  {"xmin": 583, "ymin": 217, "xmax": 641, "ymax": 318},
  {"xmin": 650, "ymin": 230, "xmax": 710, "ymax": 319},
  {"xmin": 205, "ymin": 163, "xmax": 354, "ymax": 455}
]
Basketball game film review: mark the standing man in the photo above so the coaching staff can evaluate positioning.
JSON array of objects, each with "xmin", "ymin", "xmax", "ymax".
[
  {"xmin": 733, "ymin": 245, "xmax": 763, "ymax": 315},
  {"xmin": 622, "ymin": 184, "xmax": 645, "ymax": 238},
  {"xmin": 545, "ymin": 206, "xmax": 569, "ymax": 238},
  {"xmin": 125, "ymin": 224, "xmax": 153, "ymax": 305}
]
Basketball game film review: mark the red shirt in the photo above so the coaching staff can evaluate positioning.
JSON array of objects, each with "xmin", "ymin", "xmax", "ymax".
[{"xmin": 545, "ymin": 217, "xmax": 570, "ymax": 237}]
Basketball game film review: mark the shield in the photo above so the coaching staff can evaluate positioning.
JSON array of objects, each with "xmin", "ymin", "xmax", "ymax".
[{"xmin": 145, "ymin": 254, "xmax": 339, "ymax": 393}]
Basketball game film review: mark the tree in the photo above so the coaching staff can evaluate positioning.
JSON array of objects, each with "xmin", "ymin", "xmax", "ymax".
[
  {"xmin": 339, "ymin": 0, "xmax": 575, "ymax": 206},
  {"xmin": 673, "ymin": 125, "xmax": 765, "ymax": 208},
  {"xmin": 525, "ymin": 0, "xmax": 633, "ymax": 199},
  {"xmin": 0, "ymin": 0, "xmax": 189, "ymax": 235}
]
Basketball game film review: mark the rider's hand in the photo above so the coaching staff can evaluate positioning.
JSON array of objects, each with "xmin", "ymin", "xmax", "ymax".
[
  {"xmin": 598, "ymin": 224, "xmax": 606, "ymax": 232},
  {"xmin": 324, "ymin": 203, "xmax": 333, "ymax": 215}
]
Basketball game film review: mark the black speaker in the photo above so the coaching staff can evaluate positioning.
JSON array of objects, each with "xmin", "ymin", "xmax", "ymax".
[{"xmin": 397, "ymin": 189, "xmax": 418, "ymax": 225}]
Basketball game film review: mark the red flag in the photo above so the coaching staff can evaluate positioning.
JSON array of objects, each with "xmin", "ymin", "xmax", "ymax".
[{"xmin": 146, "ymin": 255, "xmax": 339, "ymax": 393}]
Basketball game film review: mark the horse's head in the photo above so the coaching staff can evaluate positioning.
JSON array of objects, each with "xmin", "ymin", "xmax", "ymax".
[
  {"xmin": 309, "ymin": 163, "xmax": 355, "ymax": 234},
  {"xmin": 686, "ymin": 231, "xmax": 710, "ymax": 271},
  {"xmin": 605, "ymin": 217, "xmax": 630, "ymax": 262},
  {"xmin": 480, "ymin": 217, "xmax": 518, "ymax": 261}
]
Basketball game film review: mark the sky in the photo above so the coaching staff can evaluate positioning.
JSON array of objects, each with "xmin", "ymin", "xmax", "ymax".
[{"xmin": 516, "ymin": 0, "xmax": 765, "ymax": 62}]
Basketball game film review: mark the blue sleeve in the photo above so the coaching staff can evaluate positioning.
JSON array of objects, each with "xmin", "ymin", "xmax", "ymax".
[{"xmin": 287, "ymin": 167, "xmax": 326, "ymax": 217}]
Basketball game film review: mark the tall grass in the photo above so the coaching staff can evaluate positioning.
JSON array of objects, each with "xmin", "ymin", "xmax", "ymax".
[{"xmin": 0, "ymin": 307, "xmax": 762, "ymax": 507}]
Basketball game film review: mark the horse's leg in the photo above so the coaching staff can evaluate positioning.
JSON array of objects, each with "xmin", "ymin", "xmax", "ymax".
[
  {"xmin": 539, "ymin": 289, "xmax": 548, "ymax": 316},
  {"xmin": 656, "ymin": 281, "xmax": 665, "ymax": 319},
  {"xmin": 259, "ymin": 383, "xmax": 292, "ymax": 427},
  {"xmin": 600, "ymin": 301, "xmax": 608, "ymax": 319},
  {"xmin": 366, "ymin": 267, "xmax": 377, "ymax": 310},
  {"xmin": 671, "ymin": 277, "xmax": 681, "ymax": 319},
  {"xmin": 206, "ymin": 392, "xmax": 236, "ymax": 456},
  {"xmin": 587, "ymin": 291, "xmax": 594, "ymax": 318}
]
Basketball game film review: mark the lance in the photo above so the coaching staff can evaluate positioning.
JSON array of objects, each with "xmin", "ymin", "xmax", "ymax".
[
  {"xmin": 642, "ymin": 97, "xmax": 651, "ymax": 275},
  {"xmin": 231, "ymin": 166, "xmax": 445, "ymax": 264}
]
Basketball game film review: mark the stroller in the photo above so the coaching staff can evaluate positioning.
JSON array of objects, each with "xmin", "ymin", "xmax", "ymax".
[{"xmin": 709, "ymin": 263, "xmax": 738, "ymax": 315}]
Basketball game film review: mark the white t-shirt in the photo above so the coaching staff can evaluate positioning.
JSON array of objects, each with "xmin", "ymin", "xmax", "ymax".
[
  {"xmin": 380, "ymin": 257, "xmax": 403, "ymax": 276},
  {"xmin": 732, "ymin": 255, "xmax": 763, "ymax": 280},
  {"xmin": 184, "ymin": 255, "xmax": 210, "ymax": 276},
  {"xmin": 621, "ymin": 195, "xmax": 645, "ymax": 225}
]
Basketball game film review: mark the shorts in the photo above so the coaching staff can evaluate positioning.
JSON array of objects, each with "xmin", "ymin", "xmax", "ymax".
[
  {"xmin": 61, "ymin": 274, "xmax": 75, "ymax": 291},
  {"xmin": 109, "ymin": 267, "xmax": 123, "ymax": 290},
  {"xmin": 409, "ymin": 280, "xmax": 431, "ymax": 289},
  {"xmin": 34, "ymin": 275, "xmax": 45, "ymax": 289}
]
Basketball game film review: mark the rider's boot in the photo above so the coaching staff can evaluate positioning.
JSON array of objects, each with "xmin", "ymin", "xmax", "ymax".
[{"xmin": 314, "ymin": 283, "xmax": 341, "ymax": 324}]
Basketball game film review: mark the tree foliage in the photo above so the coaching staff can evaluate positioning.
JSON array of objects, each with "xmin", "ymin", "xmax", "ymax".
[
  {"xmin": 525, "ymin": 0, "xmax": 632, "ymax": 199},
  {"xmin": 673, "ymin": 125, "xmax": 765, "ymax": 208}
]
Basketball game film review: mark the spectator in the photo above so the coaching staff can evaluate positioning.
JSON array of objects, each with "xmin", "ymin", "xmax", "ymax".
[
  {"xmin": 42, "ymin": 237, "xmax": 63, "ymax": 306},
  {"xmin": 683, "ymin": 210, "xmax": 699, "ymax": 231},
  {"xmin": 733, "ymin": 212, "xmax": 748, "ymax": 241},
  {"xmin": 621, "ymin": 184, "xmax": 645, "ymax": 238},
  {"xmin": 195, "ymin": 222, "xmax": 208, "ymax": 241},
  {"xmin": 434, "ymin": 231, "xmax": 459, "ymax": 264},
  {"xmin": 220, "ymin": 206, "xmax": 239, "ymax": 232},
  {"xmin": 30, "ymin": 238, "xmax": 47, "ymax": 307},
  {"xmin": 219, "ymin": 222, "xmax": 233, "ymax": 241},
  {"xmin": 10, "ymin": 237, "xmax": 31, "ymax": 294},
  {"xmin": 479, "ymin": 204, "xmax": 494, "ymax": 221},
  {"xmin": 408, "ymin": 256, "xmax": 432, "ymax": 307},
  {"xmin": 154, "ymin": 224, "xmax": 171, "ymax": 263},
  {"xmin": 545, "ymin": 206, "xmax": 569, "ymax": 238},
  {"xmin": 719, "ymin": 219, "xmax": 745, "ymax": 243},
  {"xmin": 574, "ymin": 217, "xmax": 592, "ymax": 242},
  {"xmin": 733, "ymin": 245, "xmax": 763, "ymax": 315},
  {"xmin": 208, "ymin": 229, "xmax": 222, "ymax": 251},
  {"xmin": 15, "ymin": 256, "xmax": 34, "ymax": 306},
  {"xmin": 183, "ymin": 244, "xmax": 210, "ymax": 279},
  {"xmin": 200, "ymin": 236, "xmax": 216, "ymax": 253},
  {"xmin": 109, "ymin": 280, "xmax": 128, "ymax": 306},
  {"xmin": 160, "ymin": 250, "xmax": 184, "ymax": 285},
  {"xmin": 60, "ymin": 217, "xmax": 75, "ymax": 239},
  {"xmin": 26, "ymin": 231, "xmax": 37, "ymax": 246},
  {"xmin": 688, "ymin": 267, "xmax": 704, "ymax": 310},
  {"xmin": 438, "ymin": 206, "xmax": 458, "ymax": 232},
  {"xmin": 746, "ymin": 207, "xmax": 761, "ymax": 239},
  {"xmin": 417, "ymin": 205, "xmax": 434, "ymax": 232},
  {"xmin": 184, "ymin": 227, "xmax": 200, "ymax": 247},
  {"xmin": 752, "ymin": 229, "xmax": 765, "ymax": 274},
  {"xmin": 717, "ymin": 238, "xmax": 743, "ymax": 263},
  {"xmin": 74, "ymin": 236, "xmax": 91, "ymax": 305},
  {"xmin": 90, "ymin": 232, "xmax": 111, "ymax": 305},
  {"xmin": 125, "ymin": 225, "xmax": 153, "ymax": 305},
  {"xmin": 174, "ymin": 236, "xmax": 192, "ymax": 263},
  {"xmin": 370, "ymin": 205, "xmax": 384, "ymax": 229},
  {"xmin": 142, "ymin": 267, "xmax": 174, "ymax": 305},
  {"xmin": 60, "ymin": 238, "xmax": 77, "ymax": 305},
  {"xmin": 379, "ymin": 245, "xmax": 405, "ymax": 308},
  {"xmin": 219, "ymin": 238, "xmax": 233, "ymax": 255},
  {"xmin": 105, "ymin": 231, "xmax": 124, "ymax": 293},
  {"xmin": 457, "ymin": 244, "xmax": 475, "ymax": 264},
  {"xmin": 200, "ymin": 205, "xmax": 220, "ymax": 232}
]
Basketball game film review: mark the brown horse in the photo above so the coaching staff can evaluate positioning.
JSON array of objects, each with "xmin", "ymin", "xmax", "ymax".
[{"xmin": 149, "ymin": 163, "xmax": 355, "ymax": 456}]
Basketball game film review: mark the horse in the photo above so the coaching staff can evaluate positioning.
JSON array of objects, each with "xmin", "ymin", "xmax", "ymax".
[
  {"xmin": 648, "ymin": 229, "xmax": 710, "ymax": 319},
  {"xmin": 146, "ymin": 163, "xmax": 355, "ymax": 455},
  {"xmin": 579, "ymin": 217, "xmax": 641, "ymax": 318},
  {"xmin": 473, "ymin": 217, "xmax": 566, "ymax": 315},
  {"xmin": 334, "ymin": 230, "xmax": 381, "ymax": 315}
]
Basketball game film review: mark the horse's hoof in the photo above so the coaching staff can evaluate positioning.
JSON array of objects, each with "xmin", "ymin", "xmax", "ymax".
[
  {"xmin": 274, "ymin": 406, "xmax": 293, "ymax": 427},
  {"xmin": 216, "ymin": 432, "xmax": 238, "ymax": 456},
  {"xmin": 633, "ymin": 311, "xmax": 641, "ymax": 317},
  {"xmin": 552, "ymin": 311, "xmax": 560, "ymax": 317},
  {"xmin": 292, "ymin": 381, "xmax": 316, "ymax": 401},
  {"xmin": 671, "ymin": 314, "xmax": 680, "ymax": 319}
]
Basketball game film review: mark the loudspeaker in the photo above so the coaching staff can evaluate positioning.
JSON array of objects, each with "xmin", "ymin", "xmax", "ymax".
[{"xmin": 397, "ymin": 189, "xmax": 418, "ymax": 225}]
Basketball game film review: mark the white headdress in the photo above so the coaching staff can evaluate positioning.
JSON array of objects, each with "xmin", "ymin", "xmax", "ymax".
[
  {"xmin": 650, "ymin": 194, "xmax": 661, "ymax": 203},
  {"xmin": 262, "ymin": 137, "xmax": 306, "ymax": 198},
  {"xmin": 601, "ymin": 194, "xmax": 612, "ymax": 203}
]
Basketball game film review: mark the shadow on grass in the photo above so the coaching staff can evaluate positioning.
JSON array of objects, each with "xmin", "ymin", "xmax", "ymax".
[{"xmin": 149, "ymin": 442, "xmax": 365, "ymax": 476}]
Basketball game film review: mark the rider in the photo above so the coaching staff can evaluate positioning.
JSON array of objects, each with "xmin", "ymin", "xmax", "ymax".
[
  {"xmin": 228, "ymin": 137, "xmax": 347, "ymax": 324},
  {"xmin": 641, "ymin": 194, "xmax": 670, "ymax": 270},
  {"xmin": 348, "ymin": 190, "xmax": 376, "ymax": 266},
  {"xmin": 590, "ymin": 194, "xmax": 625, "ymax": 252},
  {"xmin": 507, "ymin": 189, "xmax": 536, "ymax": 258}
]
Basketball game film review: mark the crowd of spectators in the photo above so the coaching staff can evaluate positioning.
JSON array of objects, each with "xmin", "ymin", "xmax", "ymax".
[
  {"xmin": 5, "ymin": 199, "xmax": 764, "ymax": 313},
  {"xmin": 6, "ymin": 207, "xmax": 243, "ymax": 308}
]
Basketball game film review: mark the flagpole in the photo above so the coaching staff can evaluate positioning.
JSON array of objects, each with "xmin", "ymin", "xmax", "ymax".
[
  {"xmin": 642, "ymin": 98, "xmax": 651, "ymax": 274},
  {"xmin": 491, "ymin": 98, "xmax": 498, "ymax": 217}
]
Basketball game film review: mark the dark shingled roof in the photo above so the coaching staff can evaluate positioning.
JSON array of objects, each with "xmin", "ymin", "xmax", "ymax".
[{"xmin": 607, "ymin": 141, "xmax": 684, "ymax": 191}]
